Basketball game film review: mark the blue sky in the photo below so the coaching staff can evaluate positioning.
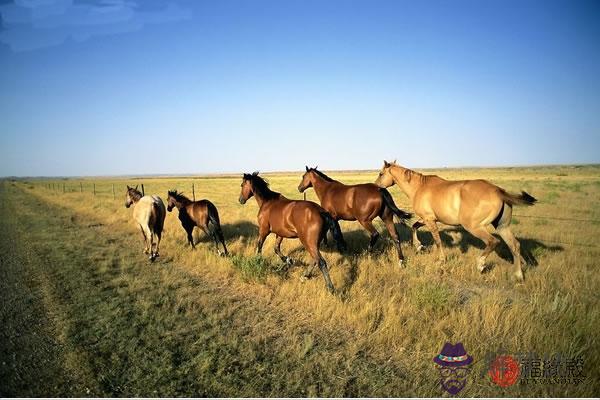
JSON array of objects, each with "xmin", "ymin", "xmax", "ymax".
[{"xmin": 1, "ymin": 0, "xmax": 599, "ymax": 176}]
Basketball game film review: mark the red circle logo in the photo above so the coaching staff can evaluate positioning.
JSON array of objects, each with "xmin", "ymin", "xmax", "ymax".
[{"xmin": 489, "ymin": 355, "xmax": 520, "ymax": 387}]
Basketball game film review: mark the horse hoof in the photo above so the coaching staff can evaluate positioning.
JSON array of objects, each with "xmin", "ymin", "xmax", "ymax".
[
  {"xmin": 416, "ymin": 245, "xmax": 424, "ymax": 252},
  {"xmin": 478, "ymin": 264, "xmax": 489, "ymax": 273},
  {"xmin": 399, "ymin": 259, "xmax": 406, "ymax": 268},
  {"xmin": 285, "ymin": 257, "xmax": 295, "ymax": 266},
  {"xmin": 514, "ymin": 272, "xmax": 525, "ymax": 282}
]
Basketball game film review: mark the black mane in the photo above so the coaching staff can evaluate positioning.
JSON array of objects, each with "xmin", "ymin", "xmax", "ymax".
[
  {"xmin": 309, "ymin": 167, "xmax": 337, "ymax": 182},
  {"xmin": 127, "ymin": 186, "xmax": 143, "ymax": 200},
  {"xmin": 243, "ymin": 172, "xmax": 280, "ymax": 200},
  {"xmin": 168, "ymin": 189, "xmax": 192, "ymax": 204}
]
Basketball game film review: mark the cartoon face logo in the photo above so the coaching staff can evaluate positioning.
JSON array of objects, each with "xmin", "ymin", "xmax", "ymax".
[{"xmin": 433, "ymin": 342, "xmax": 473, "ymax": 395}]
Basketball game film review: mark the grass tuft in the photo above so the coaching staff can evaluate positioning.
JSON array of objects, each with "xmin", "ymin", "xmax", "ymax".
[{"xmin": 230, "ymin": 254, "xmax": 272, "ymax": 283}]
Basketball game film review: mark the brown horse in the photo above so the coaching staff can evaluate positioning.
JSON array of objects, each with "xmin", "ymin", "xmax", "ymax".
[
  {"xmin": 298, "ymin": 166, "xmax": 412, "ymax": 265},
  {"xmin": 166, "ymin": 190, "xmax": 228, "ymax": 256},
  {"xmin": 239, "ymin": 172, "xmax": 345, "ymax": 293},
  {"xmin": 374, "ymin": 161, "xmax": 537, "ymax": 281},
  {"xmin": 125, "ymin": 185, "xmax": 166, "ymax": 261}
]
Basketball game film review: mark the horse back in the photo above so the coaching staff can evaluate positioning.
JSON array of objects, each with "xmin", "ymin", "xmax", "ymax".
[
  {"xmin": 134, "ymin": 195, "xmax": 166, "ymax": 233},
  {"xmin": 322, "ymin": 182, "xmax": 382, "ymax": 220},
  {"xmin": 261, "ymin": 198, "xmax": 324, "ymax": 238}
]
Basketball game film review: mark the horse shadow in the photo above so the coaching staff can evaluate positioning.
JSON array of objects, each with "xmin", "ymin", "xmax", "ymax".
[
  {"xmin": 192, "ymin": 220, "xmax": 258, "ymax": 246},
  {"xmin": 415, "ymin": 227, "xmax": 564, "ymax": 267}
]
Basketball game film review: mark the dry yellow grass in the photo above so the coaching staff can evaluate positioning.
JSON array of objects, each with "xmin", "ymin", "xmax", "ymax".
[{"xmin": 1, "ymin": 164, "xmax": 599, "ymax": 396}]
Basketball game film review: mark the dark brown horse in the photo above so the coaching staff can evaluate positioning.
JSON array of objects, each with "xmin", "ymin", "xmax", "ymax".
[
  {"xmin": 167, "ymin": 190, "xmax": 228, "ymax": 256},
  {"xmin": 298, "ymin": 167, "xmax": 412, "ymax": 266},
  {"xmin": 239, "ymin": 172, "xmax": 345, "ymax": 293}
]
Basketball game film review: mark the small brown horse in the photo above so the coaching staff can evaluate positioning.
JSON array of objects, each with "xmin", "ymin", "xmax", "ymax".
[
  {"xmin": 375, "ymin": 161, "xmax": 537, "ymax": 281},
  {"xmin": 167, "ymin": 190, "xmax": 228, "ymax": 256},
  {"xmin": 239, "ymin": 172, "xmax": 345, "ymax": 293},
  {"xmin": 298, "ymin": 166, "xmax": 412, "ymax": 265},
  {"xmin": 125, "ymin": 185, "xmax": 166, "ymax": 261}
]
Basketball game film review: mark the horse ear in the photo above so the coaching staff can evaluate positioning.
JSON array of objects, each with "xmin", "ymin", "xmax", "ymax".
[
  {"xmin": 384, "ymin": 160, "xmax": 390, "ymax": 168},
  {"xmin": 127, "ymin": 185, "xmax": 130, "ymax": 189},
  {"xmin": 392, "ymin": 159, "xmax": 397, "ymax": 165},
  {"xmin": 305, "ymin": 165, "xmax": 309, "ymax": 172},
  {"xmin": 252, "ymin": 171, "xmax": 259, "ymax": 176}
]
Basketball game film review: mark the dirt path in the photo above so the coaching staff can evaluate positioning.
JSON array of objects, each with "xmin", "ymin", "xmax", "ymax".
[{"xmin": 0, "ymin": 182, "xmax": 409, "ymax": 397}]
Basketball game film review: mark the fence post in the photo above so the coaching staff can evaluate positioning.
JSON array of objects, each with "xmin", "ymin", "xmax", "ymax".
[
  {"xmin": 192, "ymin": 182, "xmax": 195, "ymax": 201},
  {"xmin": 93, "ymin": 183, "xmax": 96, "ymax": 196},
  {"xmin": 63, "ymin": 183, "xmax": 65, "ymax": 193},
  {"xmin": 112, "ymin": 184, "xmax": 115, "ymax": 200},
  {"xmin": 141, "ymin": 184, "xmax": 145, "ymax": 196},
  {"xmin": 80, "ymin": 182, "xmax": 83, "ymax": 193},
  {"xmin": 303, "ymin": 192, "xmax": 306, "ymax": 201}
]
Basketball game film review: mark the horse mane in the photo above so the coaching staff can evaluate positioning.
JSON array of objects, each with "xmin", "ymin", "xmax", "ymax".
[
  {"xmin": 243, "ymin": 172, "xmax": 280, "ymax": 200},
  {"xmin": 128, "ymin": 186, "xmax": 143, "ymax": 201},
  {"xmin": 402, "ymin": 167, "xmax": 434, "ymax": 184},
  {"xmin": 309, "ymin": 167, "xmax": 337, "ymax": 182},
  {"xmin": 168, "ymin": 189, "xmax": 192, "ymax": 204}
]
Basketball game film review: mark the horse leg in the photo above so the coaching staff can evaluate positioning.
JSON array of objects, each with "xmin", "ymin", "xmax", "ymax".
[
  {"xmin": 424, "ymin": 220, "xmax": 445, "ymax": 262},
  {"xmin": 412, "ymin": 221, "xmax": 425, "ymax": 252},
  {"xmin": 139, "ymin": 225, "xmax": 149, "ymax": 254},
  {"xmin": 496, "ymin": 226, "xmax": 524, "ymax": 282},
  {"xmin": 274, "ymin": 235, "xmax": 293, "ymax": 265},
  {"xmin": 147, "ymin": 228, "xmax": 155, "ymax": 261},
  {"xmin": 186, "ymin": 226, "xmax": 195, "ymax": 249},
  {"xmin": 463, "ymin": 225, "xmax": 500, "ymax": 273},
  {"xmin": 303, "ymin": 244, "xmax": 334, "ymax": 293},
  {"xmin": 154, "ymin": 231, "xmax": 162, "ymax": 259},
  {"xmin": 358, "ymin": 220, "xmax": 380, "ymax": 253},
  {"xmin": 214, "ymin": 223, "xmax": 228, "ymax": 256},
  {"xmin": 256, "ymin": 225, "xmax": 270, "ymax": 255},
  {"xmin": 382, "ymin": 212, "xmax": 405, "ymax": 267}
]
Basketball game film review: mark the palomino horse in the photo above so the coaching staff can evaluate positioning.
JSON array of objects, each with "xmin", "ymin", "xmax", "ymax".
[
  {"xmin": 125, "ymin": 185, "xmax": 166, "ymax": 261},
  {"xmin": 239, "ymin": 172, "xmax": 345, "ymax": 293},
  {"xmin": 374, "ymin": 161, "xmax": 536, "ymax": 281},
  {"xmin": 298, "ymin": 166, "xmax": 412, "ymax": 265},
  {"xmin": 166, "ymin": 190, "xmax": 228, "ymax": 256}
]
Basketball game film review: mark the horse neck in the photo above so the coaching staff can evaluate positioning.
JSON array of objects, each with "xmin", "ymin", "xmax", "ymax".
[
  {"xmin": 311, "ymin": 173, "xmax": 333, "ymax": 200},
  {"xmin": 391, "ymin": 167, "xmax": 421, "ymax": 200}
]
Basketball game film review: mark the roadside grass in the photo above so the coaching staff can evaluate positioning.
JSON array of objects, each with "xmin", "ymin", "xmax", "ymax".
[{"xmin": 2, "ymin": 165, "xmax": 600, "ymax": 397}]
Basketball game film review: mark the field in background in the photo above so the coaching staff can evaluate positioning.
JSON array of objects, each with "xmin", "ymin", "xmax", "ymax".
[{"xmin": 1, "ymin": 165, "xmax": 599, "ymax": 396}]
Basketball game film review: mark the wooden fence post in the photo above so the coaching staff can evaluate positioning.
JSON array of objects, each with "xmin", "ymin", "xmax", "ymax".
[
  {"xmin": 80, "ymin": 182, "xmax": 83, "ymax": 193},
  {"xmin": 141, "ymin": 184, "xmax": 145, "ymax": 196},
  {"xmin": 63, "ymin": 183, "xmax": 65, "ymax": 193},
  {"xmin": 192, "ymin": 182, "xmax": 195, "ymax": 201},
  {"xmin": 93, "ymin": 183, "xmax": 96, "ymax": 196},
  {"xmin": 112, "ymin": 184, "xmax": 115, "ymax": 200}
]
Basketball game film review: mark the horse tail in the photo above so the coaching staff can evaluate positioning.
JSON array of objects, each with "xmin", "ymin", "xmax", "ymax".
[
  {"xmin": 320, "ymin": 211, "xmax": 347, "ymax": 253},
  {"xmin": 207, "ymin": 201, "xmax": 228, "ymax": 255},
  {"xmin": 379, "ymin": 188, "xmax": 412, "ymax": 221},
  {"xmin": 499, "ymin": 189, "xmax": 537, "ymax": 207},
  {"xmin": 153, "ymin": 197, "xmax": 166, "ymax": 236}
]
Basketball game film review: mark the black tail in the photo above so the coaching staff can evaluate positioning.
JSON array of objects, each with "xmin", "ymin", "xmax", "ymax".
[
  {"xmin": 379, "ymin": 188, "xmax": 412, "ymax": 220},
  {"xmin": 499, "ymin": 190, "xmax": 537, "ymax": 207},
  {"xmin": 320, "ymin": 211, "xmax": 347, "ymax": 253},
  {"xmin": 207, "ymin": 202, "xmax": 228, "ymax": 255}
]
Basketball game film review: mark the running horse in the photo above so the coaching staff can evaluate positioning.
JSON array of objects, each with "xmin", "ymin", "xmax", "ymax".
[
  {"xmin": 125, "ymin": 185, "xmax": 166, "ymax": 261},
  {"xmin": 374, "ymin": 161, "xmax": 537, "ymax": 281},
  {"xmin": 239, "ymin": 172, "xmax": 345, "ymax": 293},
  {"xmin": 166, "ymin": 190, "xmax": 228, "ymax": 256},
  {"xmin": 297, "ymin": 166, "xmax": 412, "ymax": 265}
]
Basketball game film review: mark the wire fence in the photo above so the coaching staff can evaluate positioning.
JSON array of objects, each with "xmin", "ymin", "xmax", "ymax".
[{"xmin": 24, "ymin": 180, "xmax": 600, "ymax": 250}]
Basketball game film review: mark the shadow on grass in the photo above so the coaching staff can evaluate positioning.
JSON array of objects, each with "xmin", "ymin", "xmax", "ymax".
[{"xmin": 412, "ymin": 227, "xmax": 564, "ymax": 267}]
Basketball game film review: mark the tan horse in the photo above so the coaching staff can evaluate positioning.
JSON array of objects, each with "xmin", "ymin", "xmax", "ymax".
[
  {"xmin": 125, "ymin": 185, "xmax": 166, "ymax": 261},
  {"xmin": 374, "ymin": 161, "xmax": 536, "ymax": 281}
]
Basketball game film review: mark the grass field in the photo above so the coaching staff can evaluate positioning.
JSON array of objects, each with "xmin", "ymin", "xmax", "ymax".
[{"xmin": 1, "ymin": 165, "xmax": 599, "ymax": 397}]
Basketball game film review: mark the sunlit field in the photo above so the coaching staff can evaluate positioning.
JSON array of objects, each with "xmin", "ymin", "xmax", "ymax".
[{"xmin": 1, "ymin": 165, "xmax": 599, "ymax": 397}]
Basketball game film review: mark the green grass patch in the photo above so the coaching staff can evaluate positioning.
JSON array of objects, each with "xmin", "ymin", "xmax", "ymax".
[
  {"xmin": 409, "ymin": 281, "xmax": 455, "ymax": 311},
  {"xmin": 230, "ymin": 254, "xmax": 273, "ymax": 283}
]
